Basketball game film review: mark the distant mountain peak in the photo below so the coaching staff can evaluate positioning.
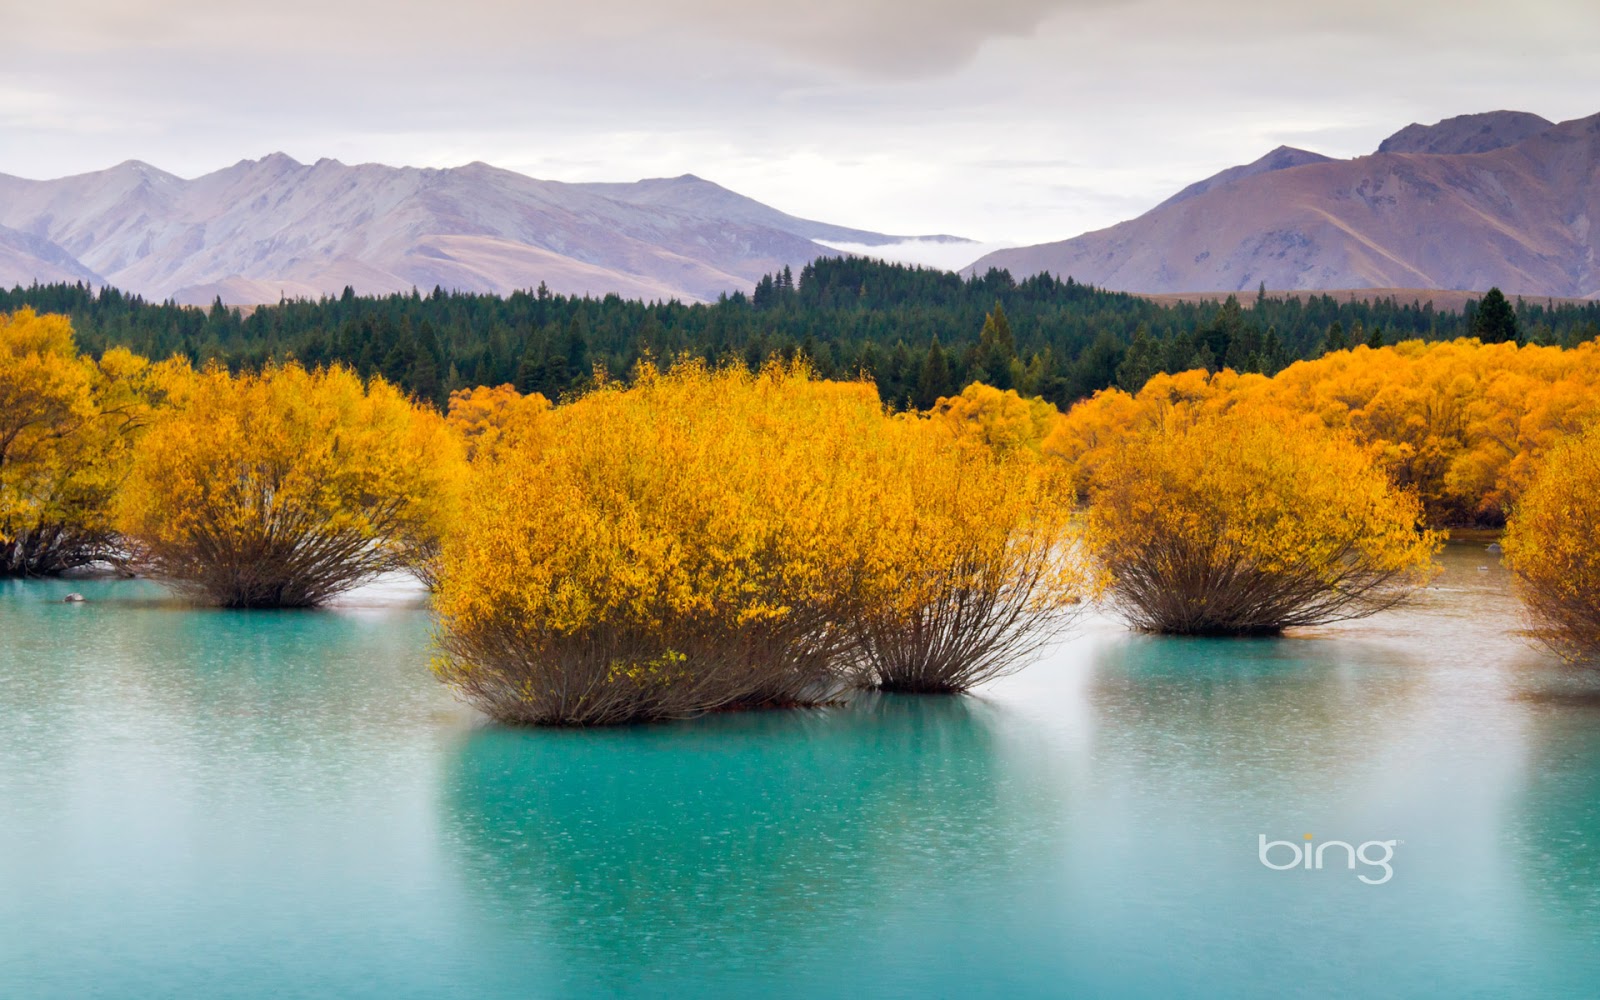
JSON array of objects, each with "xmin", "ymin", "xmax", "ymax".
[
  {"xmin": 1154, "ymin": 144, "xmax": 1332, "ymax": 211},
  {"xmin": 1377, "ymin": 111, "xmax": 1554, "ymax": 155},
  {"xmin": 224, "ymin": 152, "xmax": 305, "ymax": 174},
  {"xmin": 105, "ymin": 159, "xmax": 180, "ymax": 183},
  {"xmin": 968, "ymin": 109, "xmax": 1600, "ymax": 300}
]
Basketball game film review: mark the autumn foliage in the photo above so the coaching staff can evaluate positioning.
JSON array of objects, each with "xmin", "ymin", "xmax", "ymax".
[
  {"xmin": 1081, "ymin": 408, "xmax": 1440, "ymax": 634},
  {"xmin": 1049, "ymin": 339, "xmax": 1600, "ymax": 527},
  {"xmin": 19, "ymin": 299, "xmax": 1600, "ymax": 703},
  {"xmin": 1503, "ymin": 427, "xmax": 1600, "ymax": 662},
  {"xmin": 850, "ymin": 390, "xmax": 1087, "ymax": 692},
  {"xmin": 925, "ymin": 381, "xmax": 1060, "ymax": 457},
  {"xmin": 433, "ymin": 361, "xmax": 877, "ymax": 724},
  {"xmin": 0, "ymin": 309, "xmax": 171, "ymax": 576},
  {"xmin": 444, "ymin": 383, "xmax": 552, "ymax": 462},
  {"xmin": 114, "ymin": 362, "xmax": 463, "ymax": 607},
  {"xmin": 431, "ymin": 361, "xmax": 1090, "ymax": 724}
]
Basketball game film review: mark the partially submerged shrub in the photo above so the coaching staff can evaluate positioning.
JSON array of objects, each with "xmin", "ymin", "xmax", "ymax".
[
  {"xmin": 1084, "ymin": 410, "xmax": 1440, "ymax": 635},
  {"xmin": 433, "ymin": 361, "xmax": 880, "ymax": 725},
  {"xmin": 847, "ymin": 415, "xmax": 1091, "ymax": 693},
  {"xmin": 114, "ymin": 362, "xmax": 463, "ymax": 607},
  {"xmin": 1503, "ymin": 427, "xmax": 1600, "ymax": 662},
  {"xmin": 0, "ymin": 309, "xmax": 169, "ymax": 576}
]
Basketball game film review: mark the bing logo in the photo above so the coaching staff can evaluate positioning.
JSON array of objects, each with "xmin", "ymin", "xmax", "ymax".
[{"xmin": 1258, "ymin": 833, "xmax": 1398, "ymax": 885}]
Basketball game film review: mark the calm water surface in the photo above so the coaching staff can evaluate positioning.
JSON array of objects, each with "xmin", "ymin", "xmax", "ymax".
[{"xmin": 3, "ymin": 544, "xmax": 1599, "ymax": 998}]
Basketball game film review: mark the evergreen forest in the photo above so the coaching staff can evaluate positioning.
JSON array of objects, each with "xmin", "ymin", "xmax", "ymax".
[{"xmin": 5, "ymin": 258, "xmax": 1597, "ymax": 409}]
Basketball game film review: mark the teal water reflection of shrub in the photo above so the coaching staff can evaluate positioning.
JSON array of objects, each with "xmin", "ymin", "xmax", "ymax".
[{"xmin": 441, "ymin": 695, "xmax": 1038, "ymax": 992}]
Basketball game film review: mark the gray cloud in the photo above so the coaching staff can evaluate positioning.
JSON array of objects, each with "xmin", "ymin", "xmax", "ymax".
[{"xmin": 14, "ymin": 0, "xmax": 1105, "ymax": 76}]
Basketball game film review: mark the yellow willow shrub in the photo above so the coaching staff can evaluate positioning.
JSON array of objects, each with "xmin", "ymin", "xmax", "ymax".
[
  {"xmin": 927, "ymin": 381, "xmax": 1061, "ymax": 457},
  {"xmin": 114, "ymin": 362, "xmax": 464, "ymax": 608},
  {"xmin": 1043, "ymin": 368, "xmax": 1265, "ymax": 495},
  {"xmin": 1084, "ymin": 409, "xmax": 1441, "ymax": 635},
  {"xmin": 445, "ymin": 383, "xmax": 552, "ymax": 461},
  {"xmin": 847, "ymin": 415, "xmax": 1092, "ymax": 693},
  {"xmin": 1050, "ymin": 339, "xmax": 1600, "ymax": 527},
  {"xmin": 1503, "ymin": 427, "xmax": 1600, "ymax": 662},
  {"xmin": 432, "ymin": 360, "xmax": 890, "ymax": 725},
  {"xmin": 0, "ymin": 310, "xmax": 173, "ymax": 576},
  {"xmin": 389, "ymin": 382, "xmax": 552, "ymax": 591}
]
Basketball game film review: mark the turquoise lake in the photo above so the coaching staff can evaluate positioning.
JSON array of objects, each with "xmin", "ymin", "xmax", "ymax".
[{"xmin": 3, "ymin": 542, "xmax": 1598, "ymax": 998}]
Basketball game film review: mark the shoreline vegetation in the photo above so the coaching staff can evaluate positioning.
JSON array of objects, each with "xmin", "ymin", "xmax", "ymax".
[
  {"xmin": 5, "ymin": 277, "xmax": 1600, "ymax": 724},
  {"xmin": 6, "ymin": 261, "xmax": 1599, "ymax": 416}
]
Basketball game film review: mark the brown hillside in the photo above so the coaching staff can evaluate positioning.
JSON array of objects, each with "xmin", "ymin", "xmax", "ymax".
[{"xmin": 969, "ymin": 112, "xmax": 1600, "ymax": 300}]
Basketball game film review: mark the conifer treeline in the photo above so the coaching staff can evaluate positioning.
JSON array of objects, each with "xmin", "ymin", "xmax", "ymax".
[{"xmin": 5, "ymin": 258, "xmax": 1598, "ymax": 409}]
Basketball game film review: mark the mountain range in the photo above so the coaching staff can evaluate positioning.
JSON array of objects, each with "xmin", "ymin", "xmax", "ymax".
[
  {"xmin": 2, "ymin": 109, "xmax": 1597, "ymax": 304},
  {"xmin": 969, "ymin": 111, "xmax": 1600, "ymax": 299},
  {"xmin": 0, "ymin": 156, "xmax": 968, "ymax": 305}
]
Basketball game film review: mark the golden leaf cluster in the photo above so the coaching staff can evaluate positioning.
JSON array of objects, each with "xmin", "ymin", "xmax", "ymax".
[
  {"xmin": 1049, "ymin": 338, "xmax": 1600, "ymax": 527},
  {"xmin": 926, "ymin": 381, "xmax": 1061, "ymax": 458},
  {"xmin": 432, "ymin": 359, "xmax": 1091, "ymax": 724},
  {"xmin": 1503, "ymin": 425, "xmax": 1600, "ymax": 661},
  {"xmin": 444, "ymin": 383, "xmax": 552, "ymax": 462}
]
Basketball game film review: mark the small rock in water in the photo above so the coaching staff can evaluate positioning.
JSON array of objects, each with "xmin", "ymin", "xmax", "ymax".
[
  {"xmin": 1486, "ymin": 542, "xmax": 1503, "ymax": 554},
  {"xmin": 63, "ymin": 592, "xmax": 86, "ymax": 603},
  {"xmin": 1477, "ymin": 566, "xmax": 1489, "ymax": 573}
]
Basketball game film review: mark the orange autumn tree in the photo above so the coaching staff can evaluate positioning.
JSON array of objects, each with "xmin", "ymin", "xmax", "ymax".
[
  {"xmin": 115, "ymin": 362, "xmax": 463, "ymax": 608},
  {"xmin": 1502, "ymin": 426, "xmax": 1600, "ymax": 662},
  {"xmin": 1083, "ymin": 407, "xmax": 1440, "ymax": 635},
  {"xmin": 0, "ymin": 309, "xmax": 173, "ymax": 576},
  {"xmin": 1044, "ymin": 368, "xmax": 1264, "ymax": 496}
]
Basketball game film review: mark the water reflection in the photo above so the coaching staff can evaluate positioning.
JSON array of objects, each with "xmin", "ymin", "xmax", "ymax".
[
  {"xmin": 441, "ymin": 695, "xmax": 1051, "ymax": 994},
  {"xmin": 1086, "ymin": 631, "xmax": 1428, "ymax": 799},
  {"xmin": 1507, "ymin": 687, "xmax": 1600, "ymax": 926}
]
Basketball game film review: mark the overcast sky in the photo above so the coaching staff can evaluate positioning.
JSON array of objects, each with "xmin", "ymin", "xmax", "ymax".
[{"xmin": 4, "ymin": 0, "xmax": 1598, "ymax": 246}]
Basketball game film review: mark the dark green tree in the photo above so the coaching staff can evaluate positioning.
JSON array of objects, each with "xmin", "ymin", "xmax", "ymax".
[
  {"xmin": 1324, "ymin": 320, "xmax": 1349, "ymax": 353},
  {"xmin": 977, "ymin": 303, "xmax": 1018, "ymax": 389},
  {"xmin": 1472, "ymin": 287, "xmax": 1520, "ymax": 344},
  {"xmin": 917, "ymin": 337, "xmax": 952, "ymax": 409}
]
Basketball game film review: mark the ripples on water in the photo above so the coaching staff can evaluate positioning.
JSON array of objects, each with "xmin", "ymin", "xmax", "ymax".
[{"xmin": 1, "ymin": 547, "xmax": 1598, "ymax": 998}]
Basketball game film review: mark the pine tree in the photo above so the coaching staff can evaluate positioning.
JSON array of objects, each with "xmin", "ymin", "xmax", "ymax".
[
  {"xmin": 564, "ymin": 318, "xmax": 591, "ymax": 382},
  {"xmin": 1324, "ymin": 320, "xmax": 1348, "ymax": 353},
  {"xmin": 515, "ymin": 333, "xmax": 544, "ymax": 395},
  {"xmin": 979, "ymin": 302, "xmax": 1017, "ymax": 355},
  {"xmin": 978, "ymin": 303, "xmax": 1018, "ymax": 389},
  {"xmin": 1472, "ymin": 288, "xmax": 1520, "ymax": 344},
  {"xmin": 1116, "ymin": 325, "xmax": 1159, "ymax": 391},
  {"xmin": 917, "ymin": 337, "xmax": 951, "ymax": 409}
]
